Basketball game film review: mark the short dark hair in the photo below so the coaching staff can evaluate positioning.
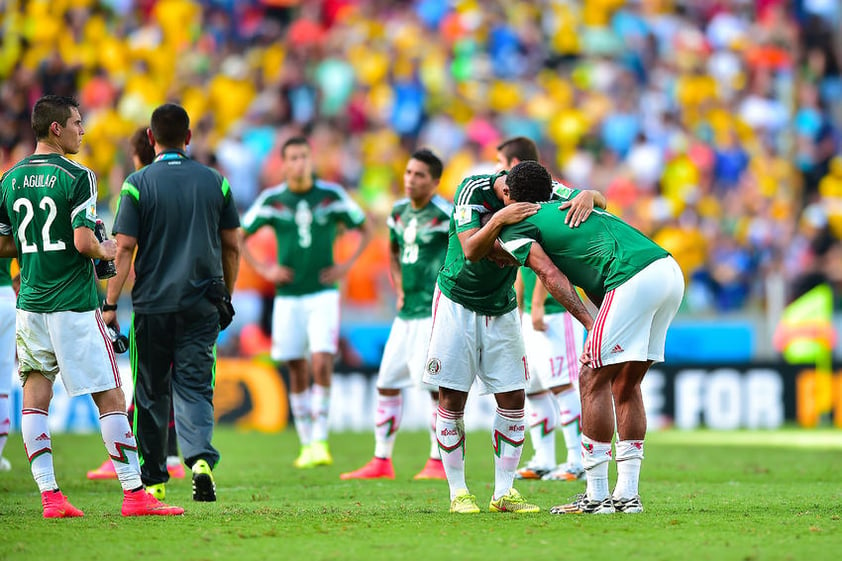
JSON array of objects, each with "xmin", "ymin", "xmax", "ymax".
[
  {"xmin": 506, "ymin": 161, "xmax": 553, "ymax": 203},
  {"xmin": 409, "ymin": 148, "xmax": 443, "ymax": 180},
  {"xmin": 150, "ymin": 103, "xmax": 190, "ymax": 147},
  {"xmin": 281, "ymin": 136, "xmax": 310, "ymax": 157},
  {"xmin": 496, "ymin": 136, "xmax": 539, "ymax": 164},
  {"xmin": 130, "ymin": 126, "xmax": 155, "ymax": 166},
  {"xmin": 31, "ymin": 95, "xmax": 79, "ymax": 140}
]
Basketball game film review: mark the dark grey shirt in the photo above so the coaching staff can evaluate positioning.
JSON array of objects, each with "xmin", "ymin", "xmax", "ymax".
[{"xmin": 114, "ymin": 149, "xmax": 240, "ymax": 313}]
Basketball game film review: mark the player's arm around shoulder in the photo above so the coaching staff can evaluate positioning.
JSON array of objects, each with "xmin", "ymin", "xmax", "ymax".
[
  {"xmin": 559, "ymin": 188, "xmax": 606, "ymax": 228},
  {"xmin": 458, "ymin": 203, "xmax": 539, "ymax": 262}
]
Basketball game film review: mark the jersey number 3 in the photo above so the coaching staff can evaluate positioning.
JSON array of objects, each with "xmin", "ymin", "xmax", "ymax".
[{"xmin": 13, "ymin": 196, "xmax": 67, "ymax": 253}]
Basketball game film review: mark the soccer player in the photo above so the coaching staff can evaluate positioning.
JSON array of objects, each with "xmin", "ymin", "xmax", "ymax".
[
  {"xmin": 87, "ymin": 126, "xmax": 185, "ymax": 482},
  {"xmin": 103, "ymin": 104, "xmax": 241, "ymax": 503},
  {"xmin": 340, "ymin": 149, "xmax": 451, "ymax": 481},
  {"xmin": 495, "ymin": 137, "xmax": 602, "ymax": 481},
  {"xmin": 498, "ymin": 161, "xmax": 684, "ymax": 514},
  {"xmin": 241, "ymin": 136, "xmax": 372, "ymax": 469},
  {"xmin": 0, "ymin": 258, "xmax": 14, "ymax": 472},
  {"xmin": 514, "ymin": 268, "xmax": 586, "ymax": 481},
  {"xmin": 0, "ymin": 95, "xmax": 183, "ymax": 517}
]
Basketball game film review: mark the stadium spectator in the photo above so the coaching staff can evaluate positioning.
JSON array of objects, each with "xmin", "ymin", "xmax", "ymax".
[
  {"xmin": 0, "ymin": 1, "xmax": 839, "ymax": 318},
  {"xmin": 499, "ymin": 160, "xmax": 684, "ymax": 515},
  {"xmin": 102, "ymin": 103, "xmax": 241, "ymax": 503},
  {"xmin": 340, "ymin": 149, "xmax": 451, "ymax": 482},
  {"xmin": 240, "ymin": 135, "xmax": 372, "ymax": 469},
  {"xmin": 0, "ymin": 95, "xmax": 183, "ymax": 517}
]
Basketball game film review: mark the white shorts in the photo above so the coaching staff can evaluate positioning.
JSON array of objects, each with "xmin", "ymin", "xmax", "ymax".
[
  {"xmin": 423, "ymin": 286, "xmax": 527, "ymax": 395},
  {"xmin": 0, "ymin": 286, "xmax": 15, "ymax": 395},
  {"xmin": 17, "ymin": 308, "xmax": 121, "ymax": 397},
  {"xmin": 271, "ymin": 290, "xmax": 340, "ymax": 361},
  {"xmin": 377, "ymin": 316, "xmax": 437, "ymax": 392},
  {"xmin": 523, "ymin": 311, "xmax": 585, "ymax": 393},
  {"xmin": 589, "ymin": 256, "xmax": 684, "ymax": 368}
]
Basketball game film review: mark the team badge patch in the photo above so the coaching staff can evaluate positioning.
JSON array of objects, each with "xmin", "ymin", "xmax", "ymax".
[
  {"xmin": 426, "ymin": 358, "xmax": 441, "ymax": 375},
  {"xmin": 454, "ymin": 205, "xmax": 472, "ymax": 226}
]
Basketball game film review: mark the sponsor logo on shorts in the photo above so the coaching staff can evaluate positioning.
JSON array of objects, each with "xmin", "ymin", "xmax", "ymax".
[
  {"xmin": 611, "ymin": 344, "xmax": 624, "ymax": 353},
  {"xmin": 426, "ymin": 358, "xmax": 441, "ymax": 375}
]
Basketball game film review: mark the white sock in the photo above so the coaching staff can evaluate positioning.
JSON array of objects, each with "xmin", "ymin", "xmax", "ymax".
[
  {"xmin": 22, "ymin": 408, "xmax": 56, "ymax": 492},
  {"xmin": 373, "ymin": 394, "xmax": 402, "ymax": 459},
  {"xmin": 556, "ymin": 388, "xmax": 583, "ymax": 468},
  {"xmin": 526, "ymin": 392, "xmax": 558, "ymax": 468},
  {"xmin": 614, "ymin": 439, "xmax": 644, "ymax": 499},
  {"xmin": 492, "ymin": 407, "xmax": 526, "ymax": 500},
  {"xmin": 166, "ymin": 456, "xmax": 181, "ymax": 467},
  {"xmin": 289, "ymin": 389, "xmax": 312, "ymax": 447},
  {"xmin": 428, "ymin": 401, "xmax": 441, "ymax": 460},
  {"xmin": 99, "ymin": 411, "xmax": 143, "ymax": 491},
  {"xmin": 0, "ymin": 393, "xmax": 9, "ymax": 458},
  {"xmin": 581, "ymin": 434, "xmax": 612, "ymax": 501},
  {"xmin": 310, "ymin": 384, "xmax": 330, "ymax": 443},
  {"xmin": 436, "ymin": 407, "xmax": 467, "ymax": 499}
]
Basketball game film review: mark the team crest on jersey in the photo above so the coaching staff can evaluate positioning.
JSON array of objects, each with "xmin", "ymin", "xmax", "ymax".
[
  {"xmin": 426, "ymin": 358, "xmax": 441, "ymax": 375},
  {"xmin": 454, "ymin": 205, "xmax": 472, "ymax": 226}
]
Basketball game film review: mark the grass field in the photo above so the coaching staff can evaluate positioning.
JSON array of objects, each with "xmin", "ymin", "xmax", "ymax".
[{"xmin": 1, "ymin": 427, "xmax": 841, "ymax": 561}]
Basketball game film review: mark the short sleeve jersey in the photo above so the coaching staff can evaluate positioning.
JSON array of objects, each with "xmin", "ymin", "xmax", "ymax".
[
  {"xmin": 436, "ymin": 173, "xmax": 518, "ymax": 316},
  {"xmin": 0, "ymin": 154, "xmax": 99, "ymax": 312},
  {"xmin": 387, "ymin": 194, "xmax": 451, "ymax": 319},
  {"xmin": 113, "ymin": 150, "xmax": 241, "ymax": 313},
  {"xmin": 0, "ymin": 258, "xmax": 12, "ymax": 288},
  {"xmin": 500, "ymin": 202, "xmax": 670, "ymax": 302},
  {"xmin": 242, "ymin": 178, "xmax": 367, "ymax": 297}
]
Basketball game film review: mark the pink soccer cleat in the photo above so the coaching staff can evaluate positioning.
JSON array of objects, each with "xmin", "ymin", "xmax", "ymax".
[
  {"xmin": 167, "ymin": 462, "xmax": 186, "ymax": 479},
  {"xmin": 121, "ymin": 489, "xmax": 185, "ymax": 516},
  {"xmin": 340, "ymin": 457, "xmax": 395, "ymax": 480},
  {"xmin": 86, "ymin": 459, "xmax": 118, "ymax": 480},
  {"xmin": 41, "ymin": 490, "xmax": 85, "ymax": 518},
  {"xmin": 413, "ymin": 458, "xmax": 447, "ymax": 480}
]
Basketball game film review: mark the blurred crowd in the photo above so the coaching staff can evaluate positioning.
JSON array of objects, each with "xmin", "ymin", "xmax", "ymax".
[{"xmin": 1, "ymin": 0, "xmax": 841, "ymax": 337}]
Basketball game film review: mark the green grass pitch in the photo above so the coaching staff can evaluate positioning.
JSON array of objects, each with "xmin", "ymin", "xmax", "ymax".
[{"xmin": 1, "ymin": 427, "xmax": 840, "ymax": 561}]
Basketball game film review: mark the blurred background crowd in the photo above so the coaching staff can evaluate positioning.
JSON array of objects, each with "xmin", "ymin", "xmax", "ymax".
[{"xmin": 1, "ymin": 0, "xmax": 840, "ymax": 357}]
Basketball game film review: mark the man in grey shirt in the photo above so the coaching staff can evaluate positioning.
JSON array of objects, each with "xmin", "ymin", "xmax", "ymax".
[{"xmin": 102, "ymin": 103, "xmax": 240, "ymax": 503}]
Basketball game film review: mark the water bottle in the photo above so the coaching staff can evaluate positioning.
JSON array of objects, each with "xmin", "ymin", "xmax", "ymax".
[{"xmin": 93, "ymin": 220, "xmax": 116, "ymax": 280}]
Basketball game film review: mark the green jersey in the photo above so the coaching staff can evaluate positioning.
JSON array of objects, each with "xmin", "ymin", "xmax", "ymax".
[
  {"xmin": 0, "ymin": 258, "xmax": 12, "ymax": 288},
  {"xmin": 500, "ymin": 202, "xmax": 670, "ymax": 302},
  {"xmin": 387, "ymin": 195, "xmax": 451, "ymax": 319},
  {"xmin": 436, "ymin": 173, "xmax": 516, "ymax": 315},
  {"xmin": 242, "ymin": 178, "xmax": 367, "ymax": 296},
  {"xmin": 520, "ymin": 267, "xmax": 566, "ymax": 315},
  {"xmin": 0, "ymin": 154, "xmax": 99, "ymax": 312}
]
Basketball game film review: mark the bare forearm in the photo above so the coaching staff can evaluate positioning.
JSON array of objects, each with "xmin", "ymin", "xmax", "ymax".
[
  {"xmin": 222, "ymin": 246, "xmax": 240, "ymax": 294},
  {"xmin": 461, "ymin": 219, "xmax": 504, "ymax": 262},
  {"xmin": 105, "ymin": 246, "xmax": 133, "ymax": 305},
  {"xmin": 532, "ymin": 277, "xmax": 548, "ymax": 310},
  {"xmin": 538, "ymin": 271, "xmax": 593, "ymax": 331}
]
